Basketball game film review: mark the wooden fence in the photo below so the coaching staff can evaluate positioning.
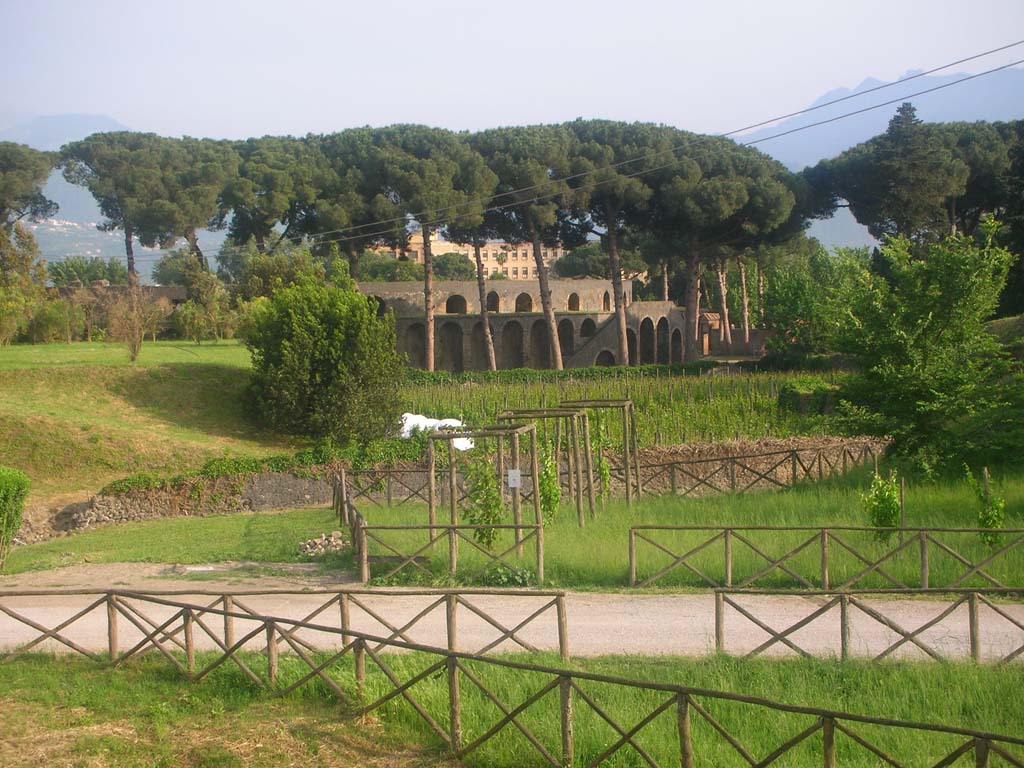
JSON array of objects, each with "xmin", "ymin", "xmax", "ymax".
[
  {"xmin": 1, "ymin": 592, "xmax": 1021, "ymax": 766},
  {"xmin": 713, "ymin": 588, "xmax": 1024, "ymax": 664},
  {"xmin": 331, "ymin": 441, "xmax": 880, "ymax": 510},
  {"xmin": 628, "ymin": 525, "xmax": 1024, "ymax": 589},
  {"xmin": 0, "ymin": 587, "xmax": 569, "ymax": 663}
]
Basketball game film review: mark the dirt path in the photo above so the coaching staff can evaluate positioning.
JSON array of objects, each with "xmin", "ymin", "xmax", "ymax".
[{"xmin": 1, "ymin": 563, "xmax": 1021, "ymax": 662}]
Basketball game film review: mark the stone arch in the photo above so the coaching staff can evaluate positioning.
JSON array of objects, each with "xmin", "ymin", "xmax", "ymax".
[
  {"xmin": 470, "ymin": 321, "xmax": 490, "ymax": 370},
  {"xmin": 627, "ymin": 328, "xmax": 638, "ymax": 366},
  {"xmin": 657, "ymin": 317, "xmax": 670, "ymax": 364},
  {"xmin": 671, "ymin": 328, "xmax": 683, "ymax": 364},
  {"xmin": 595, "ymin": 350, "xmax": 616, "ymax": 366},
  {"xmin": 501, "ymin": 321, "xmax": 524, "ymax": 368},
  {"xmin": 602, "ymin": 291, "xmax": 611, "ymax": 311},
  {"xmin": 405, "ymin": 323, "xmax": 426, "ymax": 368},
  {"xmin": 580, "ymin": 318, "xmax": 597, "ymax": 338},
  {"xmin": 639, "ymin": 318, "xmax": 655, "ymax": 364},
  {"xmin": 567, "ymin": 292, "xmax": 580, "ymax": 311},
  {"xmin": 530, "ymin": 319, "xmax": 550, "ymax": 369},
  {"xmin": 445, "ymin": 294, "xmax": 468, "ymax": 314},
  {"xmin": 372, "ymin": 296, "xmax": 387, "ymax": 319},
  {"xmin": 438, "ymin": 322, "xmax": 464, "ymax": 373},
  {"xmin": 515, "ymin": 292, "xmax": 533, "ymax": 312},
  {"xmin": 558, "ymin": 318, "xmax": 575, "ymax": 359},
  {"xmin": 486, "ymin": 291, "xmax": 500, "ymax": 312}
]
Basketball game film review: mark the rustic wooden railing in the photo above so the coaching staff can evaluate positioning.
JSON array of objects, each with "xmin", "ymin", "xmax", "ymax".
[
  {"xmin": 713, "ymin": 588, "xmax": 1024, "ymax": 664},
  {"xmin": 2, "ymin": 592, "xmax": 1021, "ymax": 766},
  {"xmin": 628, "ymin": 525, "xmax": 1024, "ymax": 589},
  {"xmin": 0, "ymin": 587, "xmax": 569, "ymax": 663},
  {"xmin": 331, "ymin": 441, "xmax": 880, "ymax": 511}
]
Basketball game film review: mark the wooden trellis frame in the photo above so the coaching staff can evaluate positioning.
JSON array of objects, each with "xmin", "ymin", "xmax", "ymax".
[
  {"xmin": 561, "ymin": 398, "xmax": 642, "ymax": 506},
  {"xmin": 427, "ymin": 423, "xmax": 542, "ymax": 564},
  {"xmin": 497, "ymin": 407, "xmax": 596, "ymax": 526}
]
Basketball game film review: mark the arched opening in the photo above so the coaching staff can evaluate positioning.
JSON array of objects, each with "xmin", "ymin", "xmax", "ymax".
[
  {"xmin": 501, "ymin": 321, "xmax": 524, "ymax": 369},
  {"xmin": 657, "ymin": 317, "xmax": 670, "ymax": 364},
  {"xmin": 567, "ymin": 293, "xmax": 580, "ymax": 311},
  {"xmin": 445, "ymin": 294, "xmax": 467, "ymax": 314},
  {"xmin": 580, "ymin": 318, "xmax": 597, "ymax": 338},
  {"xmin": 639, "ymin": 318, "xmax": 655, "ymax": 364},
  {"xmin": 602, "ymin": 291, "xmax": 611, "ymax": 311},
  {"xmin": 627, "ymin": 328, "xmax": 638, "ymax": 366},
  {"xmin": 486, "ymin": 291, "xmax": 500, "ymax": 312},
  {"xmin": 595, "ymin": 350, "xmax": 616, "ymax": 367},
  {"xmin": 530, "ymin": 319, "xmax": 550, "ymax": 369},
  {"xmin": 405, "ymin": 323, "xmax": 426, "ymax": 368},
  {"xmin": 558, "ymin": 319, "xmax": 575, "ymax": 359},
  {"xmin": 470, "ymin": 321, "xmax": 490, "ymax": 370},
  {"xmin": 671, "ymin": 328, "xmax": 683, "ymax": 364},
  {"xmin": 438, "ymin": 322, "xmax": 464, "ymax": 373},
  {"xmin": 515, "ymin": 292, "xmax": 533, "ymax": 312},
  {"xmin": 372, "ymin": 296, "xmax": 387, "ymax": 319}
]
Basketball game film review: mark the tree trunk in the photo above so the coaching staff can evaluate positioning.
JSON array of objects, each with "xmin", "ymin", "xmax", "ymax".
[
  {"xmin": 185, "ymin": 228, "xmax": 207, "ymax": 270},
  {"xmin": 660, "ymin": 259, "xmax": 669, "ymax": 301},
  {"xmin": 683, "ymin": 249, "xmax": 701, "ymax": 362},
  {"xmin": 716, "ymin": 257, "xmax": 733, "ymax": 349},
  {"xmin": 757, "ymin": 260, "xmax": 765, "ymax": 324},
  {"xmin": 529, "ymin": 226, "xmax": 563, "ymax": 370},
  {"xmin": 254, "ymin": 233, "xmax": 266, "ymax": 253},
  {"xmin": 422, "ymin": 224, "xmax": 435, "ymax": 372},
  {"xmin": 474, "ymin": 240, "xmax": 497, "ymax": 371},
  {"xmin": 124, "ymin": 225, "xmax": 136, "ymax": 278},
  {"xmin": 346, "ymin": 245, "xmax": 360, "ymax": 281},
  {"xmin": 605, "ymin": 207, "xmax": 629, "ymax": 366},
  {"xmin": 736, "ymin": 255, "xmax": 750, "ymax": 347}
]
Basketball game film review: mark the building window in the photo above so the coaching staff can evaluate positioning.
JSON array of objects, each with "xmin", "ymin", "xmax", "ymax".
[
  {"xmin": 512, "ymin": 268, "xmax": 519, "ymax": 277},
  {"xmin": 522, "ymin": 268, "xmax": 529, "ymax": 277},
  {"xmin": 543, "ymin": 250, "xmax": 548, "ymax": 258},
  {"xmin": 502, "ymin": 268, "xmax": 508, "ymax": 275}
]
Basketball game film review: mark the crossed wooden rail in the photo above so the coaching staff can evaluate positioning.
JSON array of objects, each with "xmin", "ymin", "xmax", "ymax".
[
  {"xmin": 628, "ymin": 525, "xmax": 1024, "ymax": 589},
  {"xmin": 1, "ymin": 591, "xmax": 1022, "ymax": 766},
  {"xmin": 713, "ymin": 588, "xmax": 1024, "ymax": 664}
]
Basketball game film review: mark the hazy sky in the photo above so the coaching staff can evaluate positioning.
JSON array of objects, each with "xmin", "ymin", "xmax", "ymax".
[{"xmin": 4, "ymin": 0, "xmax": 1024, "ymax": 138}]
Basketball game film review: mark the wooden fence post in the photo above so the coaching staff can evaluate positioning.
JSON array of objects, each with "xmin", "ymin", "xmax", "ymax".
[
  {"xmin": 975, "ymin": 738, "xmax": 991, "ymax": 768},
  {"xmin": 448, "ymin": 441, "xmax": 458, "ymax": 527},
  {"xmin": 581, "ymin": 414, "xmax": 596, "ymax": 520},
  {"xmin": 559, "ymin": 676, "xmax": 574, "ymax": 767},
  {"xmin": 339, "ymin": 469, "xmax": 349, "ymax": 526},
  {"xmin": 339, "ymin": 593, "xmax": 351, "ymax": 648},
  {"xmin": 724, "ymin": 529, "xmax": 733, "ymax": 587},
  {"xmin": 670, "ymin": 464, "xmax": 678, "ymax": 495},
  {"xmin": 715, "ymin": 592, "xmax": 725, "ymax": 653},
  {"xmin": 266, "ymin": 621, "xmax": 278, "ymax": 683},
  {"xmin": 448, "ymin": 656, "xmax": 462, "ymax": 752},
  {"xmin": 919, "ymin": 533, "xmax": 930, "ymax": 589},
  {"xmin": 427, "ymin": 440, "xmax": 437, "ymax": 543},
  {"xmin": 512, "ymin": 432, "xmax": 524, "ymax": 557},
  {"xmin": 820, "ymin": 530, "xmax": 830, "ymax": 590},
  {"xmin": 728, "ymin": 457, "xmax": 737, "ymax": 492},
  {"xmin": 628, "ymin": 529, "xmax": 637, "ymax": 587},
  {"xmin": 630, "ymin": 403, "xmax": 642, "ymax": 498},
  {"xmin": 355, "ymin": 638, "xmax": 366, "ymax": 698},
  {"xmin": 359, "ymin": 520, "xmax": 369, "ymax": 583},
  {"xmin": 184, "ymin": 609, "xmax": 195, "ymax": 673},
  {"xmin": 536, "ymin": 524, "xmax": 545, "ymax": 587},
  {"xmin": 621, "ymin": 405, "xmax": 632, "ymax": 507},
  {"xmin": 677, "ymin": 693, "xmax": 695, "ymax": 768},
  {"xmin": 791, "ymin": 450, "xmax": 799, "ymax": 487},
  {"xmin": 840, "ymin": 594, "xmax": 850, "ymax": 662},
  {"xmin": 223, "ymin": 595, "xmax": 235, "ymax": 649},
  {"xmin": 823, "ymin": 717, "xmax": 836, "ymax": 768},
  {"xmin": 556, "ymin": 595, "xmax": 570, "ymax": 662},
  {"xmin": 969, "ymin": 592, "xmax": 980, "ymax": 663},
  {"xmin": 106, "ymin": 594, "xmax": 118, "ymax": 662}
]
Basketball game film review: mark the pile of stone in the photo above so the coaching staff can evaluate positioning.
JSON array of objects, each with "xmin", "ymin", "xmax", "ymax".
[{"xmin": 298, "ymin": 531, "xmax": 346, "ymax": 557}]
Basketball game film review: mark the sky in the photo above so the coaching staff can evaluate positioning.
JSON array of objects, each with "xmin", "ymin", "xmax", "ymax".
[{"xmin": 4, "ymin": 0, "xmax": 1024, "ymax": 140}]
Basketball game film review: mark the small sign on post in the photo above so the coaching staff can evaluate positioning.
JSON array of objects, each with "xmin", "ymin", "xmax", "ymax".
[{"xmin": 506, "ymin": 468, "xmax": 521, "ymax": 489}]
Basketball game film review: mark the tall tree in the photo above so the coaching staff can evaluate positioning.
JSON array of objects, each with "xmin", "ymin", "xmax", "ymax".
[
  {"xmin": 375, "ymin": 125, "xmax": 496, "ymax": 371},
  {"xmin": 0, "ymin": 143, "xmax": 57, "ymax": 231},
  {"xmin": 445, "ymin": 215, "xmax": 502, "ymax": 370},
  {"xmin": 61, "ymin": 132, "xmax": 171, "ymax": 278},
  {"xmin": 473, "ymin": 125, "xmax": 577, "ymax": 369}
]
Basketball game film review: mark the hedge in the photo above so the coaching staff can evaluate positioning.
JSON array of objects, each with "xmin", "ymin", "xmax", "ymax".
[{"xmin": 0, "ymin": 466, "xmax": 29, "ymax": 570}]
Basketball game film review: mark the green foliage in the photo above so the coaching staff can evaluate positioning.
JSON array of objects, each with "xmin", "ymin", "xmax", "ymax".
[
  {"xmin": 357, "ymin": 252, "xmax": 424, "ymax": 282},
  {"xmin": 215, "ymin": 240, "xmax": 325, "ymax": 300},
  {"xmin": 462, "ymin": 450, "xmax": 505, "ymax": 548},
  {"xmin": 591, "ymin": 411, "xmax": 612, "ymax": 501},
  {"xmin": 538, "ymin": 441, "xmax": 561, "ymax": 525},
  {"xmin": 861, "ymin": 471, "xmax": 901, "ymax": 540},
  {"xmin": 478, "ymin": 563, "xmax": 534, "ymax": 587},
  {"xmin": 965, "ymin": 466, "xmax": 1006, "ymax": 546},
  {"xmin": 0, "ymin": 465, "xmax": 29, "ymax": 569},
  {"xmin": 25, "ymin": 298, "xmax": 83, "ymax": 343},
  {"xmin": 151, "ymin": 250, "xmax": 193, "ymax": 286},
  {"xmin": 99, "ymin": 472, "xmax": 165, "ymax": 496},
  {"xmin": 777, "ymin": 376, "xmax": 838, "ymax": 415},
  {"xmin": 47, "ymin": 256, "xmax": 129, "ymax": 287},
  {"xmin": 553, "ymin": 241, "xmax": 646, "ymax": 279},
  {"xmin": 0, "ymin": 142, "xmax": 57, "ymax": 228},
  {"xmin": 833, "ymin": 221, "xmax": 1019, "ymax": 470},
  {"xmin": 245, "ymin": 273, "xmax": 405, "ymax": 444},
  {"xmin": 432, "ymin": 251, "xmax": 476, "ymax": 280}
]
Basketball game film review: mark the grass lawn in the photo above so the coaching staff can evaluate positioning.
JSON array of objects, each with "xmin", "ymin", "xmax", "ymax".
[
  {"xmin": 1, "ymin": 651, "xmax": 1020, "ymax": 767},
  {"xmin": 0, "ymin": 340, "xmax": 300, "ymax": 506}
]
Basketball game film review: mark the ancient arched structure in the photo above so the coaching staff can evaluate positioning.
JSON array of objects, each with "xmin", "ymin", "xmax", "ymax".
[
  {"xmin": 627, "ymin": 328, "xmax": 638, "ymax": 366},
  {"xmin": 438, "ymin": 322, "xmax": 464, "ymax": 373},
  {"xmin": 602, "ymin": 291, "xmax": 611, "ymax": 311},
  {"xmin": 515, "ymin": 292, "xmax": 533, "ymax": 312},
  {"xmin": 595, "ymin": 350, "xmax": 615, "ymax": 366},
  {"xmin": 530, "ymin": 319, "xmax": 550, "ymax": 369},
  {"xmin": 657, "ymin": 317, "xmax": 670, "ymax": 364},
  {"xmin": 557, "ymin": 318, "xmax": 575, "ymax": 358},
  {"xmin": 486, "ymin": 291, "xmax": 500, "ymax": 312},
  {"xmin": 567, "ymin": 293, "xmax": 580, "ymax": 311},
  {"xmin": 639, "ymin": 318, "xmax": 656, "ymax": 364},
  {"xmin": 470, "ymin": 322, "xmax": 491, "ymax": 369},
  {"xmin": 501, "ymin": 321, "xmax": 524, "ymax": 368},
  {"xmin": 405, "ymin": 323, "xmax": 426, "ymax": 368},
  {"xmin": 671, "ymin": 328, "xmax": 683, "ymax": 364},
  {"xmin": 445, "ymin": 294, "xmax": 468, "ymax": 314},
  {"xmin": 580, "ymin": 318, "xmax": 597, "ymax": 338}
]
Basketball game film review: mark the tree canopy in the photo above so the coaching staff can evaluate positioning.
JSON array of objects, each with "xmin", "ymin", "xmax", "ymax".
[{"xmin": 0, "ymin": 142, "xmax": 57, "ymax": 230}]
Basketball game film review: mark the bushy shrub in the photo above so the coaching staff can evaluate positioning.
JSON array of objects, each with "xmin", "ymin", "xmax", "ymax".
[
  {"xmin": 777, "ymin": 376, "xmax": 839, "ymax": 415},
  {"xmin": 0, "ymin": 466, "xmax": 29, "ymax": 570},
  {"xmin": 861, "ymin": 471, "xmax": 901, "ymax": 541},
  {"xmin": 245, "ymin": 272, "xmax": 405, "ymax": 445}
]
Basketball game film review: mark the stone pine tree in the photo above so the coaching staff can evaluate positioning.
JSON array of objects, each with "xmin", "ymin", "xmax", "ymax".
[
  {"xmin": 444, "ymin": 212, "xmax": 502, "ymax": 370},
  {"xmin": 471, "ymin": 125, "xmax": 576, "ymax": 369},
  {"xmin": 0, "ymin": 142, "xmax": 57, "ymax": 231},
  {"xmin": 61, "ymin": 132, "xmax": 171, "ymax": 278},
  {"xmin": 375, "ymin": 125, "xmax": 496, "ymax": 371}
]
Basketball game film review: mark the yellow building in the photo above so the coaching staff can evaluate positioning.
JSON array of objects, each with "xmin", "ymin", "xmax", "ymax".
[{"xmin": 379, "ymin": 232, "xmax": 569, "ymax": 280}]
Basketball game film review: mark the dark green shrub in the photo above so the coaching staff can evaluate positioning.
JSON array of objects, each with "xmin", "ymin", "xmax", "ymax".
[
  {"xmin": 99, "ymin": 472, "xmax": 165, "ymax": 496},
  {"xmin": 0, "ymin": 466, "xmax": 29, "ymax": 570},
  {"xmin": 777, "ymin": 376, "xmax": 839, "ymax": 415}
]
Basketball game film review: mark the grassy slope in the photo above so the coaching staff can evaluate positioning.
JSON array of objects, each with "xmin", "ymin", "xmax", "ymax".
[{"xmin": 0, "ymin": 341, "xmax": 300, "ymax": 507}]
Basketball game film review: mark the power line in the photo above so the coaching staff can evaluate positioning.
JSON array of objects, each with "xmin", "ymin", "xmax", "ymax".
[{"xmin": 36, "ymin": 45, "xmax": 1024, "ymax": 263}]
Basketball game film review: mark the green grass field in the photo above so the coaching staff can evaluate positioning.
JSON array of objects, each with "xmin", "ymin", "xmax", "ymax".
[{"xmin": 1, "ymin": 651, "xmax": 1020, "ymax": 767}]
